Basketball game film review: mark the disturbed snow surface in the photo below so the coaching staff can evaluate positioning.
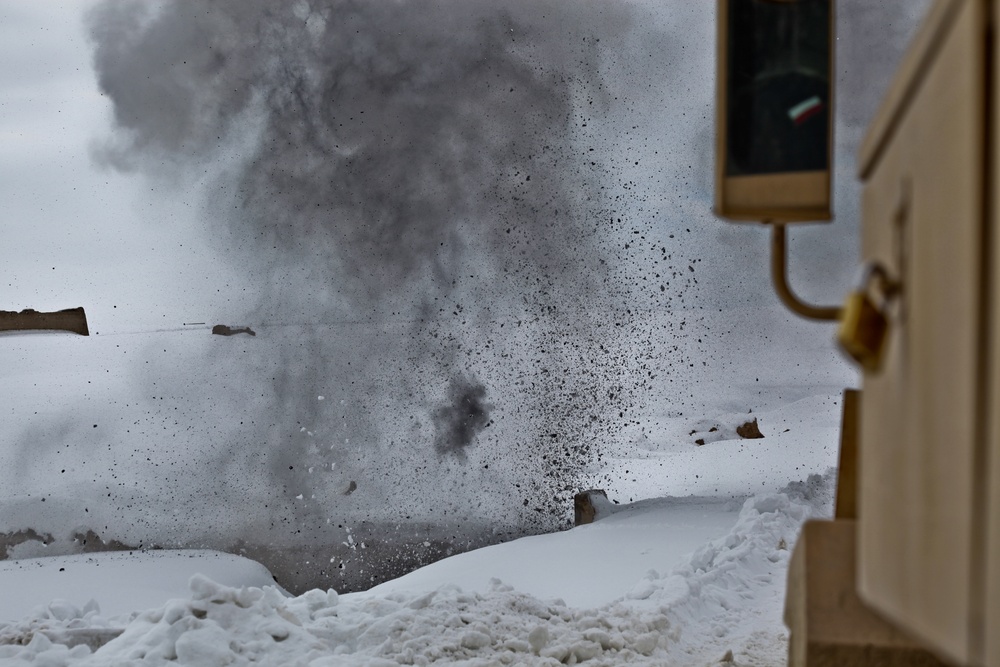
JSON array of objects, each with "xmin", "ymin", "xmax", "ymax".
[{"xmin": 0, "ymin": 468, "xmax": 834, "ymax": 666}]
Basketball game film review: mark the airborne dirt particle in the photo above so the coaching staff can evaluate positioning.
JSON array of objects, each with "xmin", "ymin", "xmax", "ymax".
[{"xmin": 433, "ymin": 377, "xmax": 493, "ymax": 461}]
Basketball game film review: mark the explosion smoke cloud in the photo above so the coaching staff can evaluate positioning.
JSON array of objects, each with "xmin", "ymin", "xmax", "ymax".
[
  {"xmin": 87, "ymin": 0, "xmax": 627, "ymax": 304},
  {"xmin": 76, "ymin": 0, "xmax": 651, "ymax": 590},
  {"xmin": 3, "ymin": 0, "xmax": 930, "ymax": 594},
  {"xmin": 433, "ymin": 376, "xmax": 493, "ymax": 460}
]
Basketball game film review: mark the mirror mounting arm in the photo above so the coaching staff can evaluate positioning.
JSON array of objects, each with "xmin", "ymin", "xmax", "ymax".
[{"xmin": 769, "ymin": 223, "xmax": 842, "ymax": 321}]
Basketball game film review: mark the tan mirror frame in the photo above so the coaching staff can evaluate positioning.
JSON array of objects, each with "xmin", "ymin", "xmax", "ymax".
[{"xmin": 715, "ymin": 0, "xmax": 835, "ymax": 223}]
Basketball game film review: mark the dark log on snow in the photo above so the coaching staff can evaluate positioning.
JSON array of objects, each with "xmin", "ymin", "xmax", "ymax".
[
  {"xmin": 0, "ymin": 307, "xmax": 89, "ymax": 335},
  {"xmin": 212, "ymin": 324, "xmax": 256, "ymax": 336}
]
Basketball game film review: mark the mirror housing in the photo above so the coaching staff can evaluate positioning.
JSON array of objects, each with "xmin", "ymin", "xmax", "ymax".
[{"xmin": 715, "ymin": 0, "xmax": 834, "ymax": 223}]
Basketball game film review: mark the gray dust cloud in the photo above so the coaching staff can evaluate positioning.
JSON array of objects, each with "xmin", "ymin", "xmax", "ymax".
[
  {"xmin": 433, "ymin": 376, "xmax": 493, "ymax": 461},
  {"xmin": 75, "ymin": 0, "xmax": 661, "ymax": 591},
  {"xmin": 2, "ymin": 0, "xmax": 932, "ymax": 594}
]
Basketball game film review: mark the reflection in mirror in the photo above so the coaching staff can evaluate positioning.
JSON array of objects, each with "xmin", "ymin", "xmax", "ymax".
[
  {"xmin": 715, "ymin": 0, "xmax": 833, "ymax": 222},
  {"xmin": 726, "ymin": 0, "xmax": 831, "ymax": 176}
]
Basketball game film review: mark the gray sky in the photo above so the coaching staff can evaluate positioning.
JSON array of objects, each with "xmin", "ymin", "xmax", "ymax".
[
  {"xmin": 0, "ymin": 0, "xmax": 933, "ymax": 577},
  {"xmin": 0, "ymin": 0, "xmax": 930, "ymax": 334},
  {"xmin": 0, "ymin": 0, "xmax": 256, "ymax": 332}
]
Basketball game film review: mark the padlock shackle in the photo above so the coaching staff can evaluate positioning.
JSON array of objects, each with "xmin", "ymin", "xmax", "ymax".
[
  {"xmin": 770, "ymin": 223, "xmax": 842, "ymax": 321},
  {"xmin": 857, "ymin": 262, "xmax": 902, "ymax": 301}
]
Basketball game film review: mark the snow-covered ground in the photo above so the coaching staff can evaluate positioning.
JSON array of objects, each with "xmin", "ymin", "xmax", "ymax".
[
  {"xmin": 0, "ymin": 386, "xmax": 842, "ymax": 666},
  {"xmin": 0, "ymin": 0, "xmax": 932, "ymax": 664}
]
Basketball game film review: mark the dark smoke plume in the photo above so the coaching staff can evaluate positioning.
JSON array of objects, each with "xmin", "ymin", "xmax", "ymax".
[
  {"xmin": 433, "ymin": 376, "xmax": 493, "ymax": 460},
  {"xmin": 79, "ymin": 0, "xmax": 648, "ymax": 590},
  {"xmin": 87, "ymin": 0, "xmax": 626, "ymax": 307}
]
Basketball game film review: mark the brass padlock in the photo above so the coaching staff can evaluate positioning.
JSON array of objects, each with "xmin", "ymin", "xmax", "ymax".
[{"xmin": 836, "ymin": 264, "xmax": 897, "ymax": 373}]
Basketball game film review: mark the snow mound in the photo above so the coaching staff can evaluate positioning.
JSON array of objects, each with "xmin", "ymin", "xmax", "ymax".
[
  {"xmin": 1, "ymin": 576, "xmax": 673, "ymax": 665},
  {"xmin": 655, "ymin": 471, "xmax": 835, "ymax": 664},
  {"xmin": 0, "ymin": 472, "xmax": 835, "ymax": 666}
]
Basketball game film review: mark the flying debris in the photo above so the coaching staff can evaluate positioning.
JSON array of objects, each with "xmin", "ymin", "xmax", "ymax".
[
  {"xmin": 433, "ymin": 376, "xmax": 493, "ymax": 460},
  {"xmin": 211, "ymin": 325, "xmax": 256, "ymax": 337}
]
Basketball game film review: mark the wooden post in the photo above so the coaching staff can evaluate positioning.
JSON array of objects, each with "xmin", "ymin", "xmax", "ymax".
[
  {"xmin": 0, "ymin": 308, "xmax": 89, "ymax": 336},
  {"xmin": 836, "ymin": 389, "xmax": 859, "ymax": 520},
  {"xmin": 785, "ymin": 520, "xmax": 948, "ymax": 666}
]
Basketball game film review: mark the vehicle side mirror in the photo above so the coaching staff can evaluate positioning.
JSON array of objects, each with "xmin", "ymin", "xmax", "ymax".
[{"xmin": 715, "ymin": 0, "xmax": 834, "ymax": 223}]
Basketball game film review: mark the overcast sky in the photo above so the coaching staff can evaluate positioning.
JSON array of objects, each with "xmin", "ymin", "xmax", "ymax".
[
  {"xmin": 0, "ymin": 0, "xmax": 930, "ymax": 335},
  {"xmin": 0, "ymin": 0, "xmax": 933, "ymax": 581},
  {"xmin": 1, "ymin": 0, "xmax": 256, "ymax": 332}
]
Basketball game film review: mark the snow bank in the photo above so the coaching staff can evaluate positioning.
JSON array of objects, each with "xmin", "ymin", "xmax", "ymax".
[
  {"xmin": 655, "ymin": 472, "xmax": 835, "ymax": 664},
  {"xmin": 0, "ymin": 550, "xmax": 285, "ymax": 622},
  {"xmin": 0, "ymin": 472, "xmax": 834, "ymax": 665},
  {"xmin": 0, "ymin": 576, "xmax": 672, "ymax": 666},
  {"xmin": 359, "ymin": 495, "xmax": 740, "ymax": 609}
]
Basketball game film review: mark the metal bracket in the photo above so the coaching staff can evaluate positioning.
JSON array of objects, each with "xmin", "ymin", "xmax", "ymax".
[{"xmin": 770, "ymin": 224, "xmax": 842, "ymax": 321}]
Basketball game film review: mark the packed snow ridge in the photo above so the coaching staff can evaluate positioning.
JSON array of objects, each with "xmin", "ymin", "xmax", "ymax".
[{"xmin": 0, "ymin": 472, "xmax": 833, "ymax": 666}]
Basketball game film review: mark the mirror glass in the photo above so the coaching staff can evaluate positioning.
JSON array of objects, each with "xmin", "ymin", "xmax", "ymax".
[{"xmin": 726, "ymin": 0, "xmax": 831, "ymax": 176}]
